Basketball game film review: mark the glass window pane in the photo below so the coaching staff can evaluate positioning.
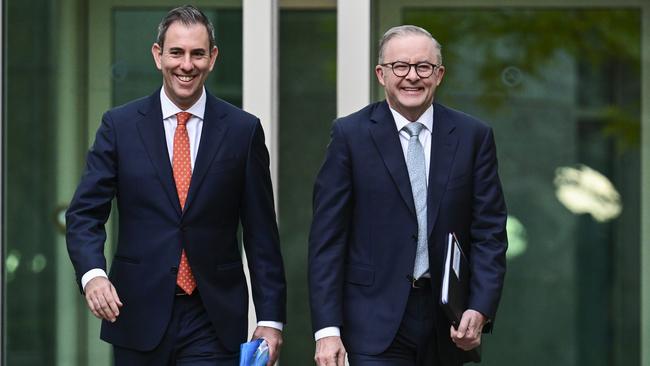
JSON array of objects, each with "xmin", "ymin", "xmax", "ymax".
[
  {"xmin": 5, "ymin": 0, "xmax": 59, "ymax": 363},
  {"xmin": 278, "ymin": 9, "xmax": 336, "ymax": 364}
]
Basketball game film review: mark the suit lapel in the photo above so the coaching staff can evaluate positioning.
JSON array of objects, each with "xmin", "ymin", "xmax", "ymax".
[
  {"xmin": 136, "ymin": 91, "xmax": 182, "ymax": 216},
  {"xmin": 369, "ymin": 102, "xmax": 416, "ymax": 217},
  {"xmin": 427, "ymin": 103, "xmax": 459, "ymax": 239},
  {"xmin": 184, "ymin": 94, "xmax": 230, "ymax": 213}
]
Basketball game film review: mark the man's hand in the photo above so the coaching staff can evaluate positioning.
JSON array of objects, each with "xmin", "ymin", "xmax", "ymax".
[
  {"xmin": 84, "ymin": 277, "xmax": 123, "ymax": 322},
  {"xmin": 450, "ymin": 309, "xmax": 487, "ymax": 351},
  {"xmin": 314, "ymin": 336, "xmax": 346, "ymax": 366},
  {"xmin": 252, "ymin": 326, "xmax": 283, "ymax": 366}
]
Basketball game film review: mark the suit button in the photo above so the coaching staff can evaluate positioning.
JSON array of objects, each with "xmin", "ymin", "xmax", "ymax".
[
  {"xmin": 170, "ymin": 266, "xmax": 178, "ymax": 274},
  {"xmin": 412, "ymin": 234, "xmax": 418, "ymax": 242},
  {"xmin": 181, "ymin": 226, "xmax": 187, "ymax": 232}
]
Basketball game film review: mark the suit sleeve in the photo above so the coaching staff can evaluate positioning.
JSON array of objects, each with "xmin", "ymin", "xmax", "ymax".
[
  {"xmin": 65, "ymin": 112, "xmax": 118, "ymax": 292},
  {"xmin": 240, "ymin": 120, "xmax": 287, "ymax": 324},
  {"xmin": 308, "ymin": 121, "xmax": 352, "ymax": 333},
  {"xmin": 468, "ymin": 127, "xmax": 508, "ymax": 329}
]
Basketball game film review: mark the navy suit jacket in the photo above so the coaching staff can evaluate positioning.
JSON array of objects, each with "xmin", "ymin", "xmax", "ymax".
[
  {"xmin": 308, "ymin": 101, "xmax": 507, "ymax": 364},
  {"xmin": 66, "ymin": 89, "xmax": 287, "ymax": 352}
]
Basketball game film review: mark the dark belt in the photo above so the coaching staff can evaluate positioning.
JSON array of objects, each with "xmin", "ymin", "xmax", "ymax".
[{"xmin": 409, "ymin": 276, "xmax": 431, "ymax": 289}]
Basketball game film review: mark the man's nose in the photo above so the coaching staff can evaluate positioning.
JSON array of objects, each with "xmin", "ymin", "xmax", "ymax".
[
  {"xmin": 405, "ymin": 65, "xmax": 420, "ymax": 81},
  {"xmin": 180, "ymin": 55, "xmax": 193, "ymax": 71}
]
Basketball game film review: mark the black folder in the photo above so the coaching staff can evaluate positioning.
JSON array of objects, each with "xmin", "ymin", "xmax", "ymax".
[{"xmin": 440, "ymin": 233, "xmax": 481, "ymax": 362}]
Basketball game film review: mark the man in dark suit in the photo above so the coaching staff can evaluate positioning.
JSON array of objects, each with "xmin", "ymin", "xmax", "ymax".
[
  {"xmin": 309, "ymin": 25, "xmax": 507, "ymax": 365},
  {"xmin": 66, "ymin": 5, "xmax": 286, "ymax": 365}
]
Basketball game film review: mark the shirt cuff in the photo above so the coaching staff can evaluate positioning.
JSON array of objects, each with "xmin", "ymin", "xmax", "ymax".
[
  {"xmin": 81, "ymin": 268, "xmax": 108, "ymax": 291},
  {"xmin": 315, "ymin": 327, "xmax": 340, "ymax": 341},
  {"xmin": 257, "ymin": 321, "xmax": 283, "ymax": 331}
]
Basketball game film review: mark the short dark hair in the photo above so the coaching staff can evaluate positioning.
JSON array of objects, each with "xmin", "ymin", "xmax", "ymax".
[{"xmin": 156, "ymin": 5, "xmax": 216, "ymax": 50}]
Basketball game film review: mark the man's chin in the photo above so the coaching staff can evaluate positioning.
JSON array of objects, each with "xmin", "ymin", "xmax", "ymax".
[
  {"xmin": 399, "ymin": 102, "xmax": 430, "ymax": 112},
  {"xmin": 169, "ymin": 92, "xmax": 201, "ymax": 109},
  {"xmin": 397, "ymin": 96, "xmax": 428, "ymax": 106}
]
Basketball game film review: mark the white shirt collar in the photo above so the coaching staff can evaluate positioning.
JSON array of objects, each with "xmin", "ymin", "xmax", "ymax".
[
  {"xmin": 389, "ymin": 105, "xmax": 434, "ymax": 134},
  {"xmin": 160, "ymin": 87, "xmax": 207, "ymax": 120}
]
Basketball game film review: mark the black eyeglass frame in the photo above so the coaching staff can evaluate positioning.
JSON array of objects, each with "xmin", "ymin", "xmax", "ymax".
[{"xmin": 380, "ymin": 61, "xmax": 440, "ymax": 78}]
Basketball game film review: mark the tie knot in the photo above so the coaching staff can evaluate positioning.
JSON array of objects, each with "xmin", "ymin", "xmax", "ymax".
[
  {"xmin": 176, "ymin": 112, "xmax": 192, "ymax": 126},
  {"xmin": 404, "ymin": 122, "xmax": 424, "ymax": 138}
]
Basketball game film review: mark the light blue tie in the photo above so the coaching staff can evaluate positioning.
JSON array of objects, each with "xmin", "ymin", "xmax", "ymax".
[{"xmin": 404, "ymin": 122, "xmax": 428, "ymax": 279}]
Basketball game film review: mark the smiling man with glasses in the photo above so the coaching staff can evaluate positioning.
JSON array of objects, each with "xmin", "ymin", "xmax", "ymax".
[{"xmin": 309, "ymin": 25, "xmax": 507, "ymax": 366}]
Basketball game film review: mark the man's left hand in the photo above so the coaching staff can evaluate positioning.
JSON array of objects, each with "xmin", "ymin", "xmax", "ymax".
[
  {"xmin": 252, "ymin": 326, "xmax": 283, "ymax": 366},
  {"xmin": 450, "ymin": 309, "xmax": 487, "ymax": 351}
]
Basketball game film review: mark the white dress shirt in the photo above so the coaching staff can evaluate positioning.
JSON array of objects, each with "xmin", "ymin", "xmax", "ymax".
[
  {"xmin": 392, "ymin": 105, "xmax": 433, "ymax": 180},
  {"xmin": 314, "ymin": 105, "xmax": 434, "ymax": 341},
  {"xmin": 161, "ymin": 88, "xmax": 205, "ymax": 167},
  {"xmin": 81, "ymin": 88, "xmax": 282, "ymax": 331}
]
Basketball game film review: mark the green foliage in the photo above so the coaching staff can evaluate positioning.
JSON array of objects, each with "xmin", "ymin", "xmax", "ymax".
[{"xmin": 405, "ymin": 8, "xmax": 641, "ymax": 151}]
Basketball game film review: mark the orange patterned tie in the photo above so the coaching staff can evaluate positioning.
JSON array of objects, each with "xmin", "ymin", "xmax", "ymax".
[{"xmin": 173, "ymin": 111, "xmax": 196, "ymax": 295}]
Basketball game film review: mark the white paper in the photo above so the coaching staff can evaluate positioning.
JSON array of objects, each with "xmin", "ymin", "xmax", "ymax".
[
  {"xmin": 441, "ymin": 233, "xmax": 453, "ymax": 304},
  {"xmin": 453, "ymin": 240, "xmax": 461, "ymax": 279}
]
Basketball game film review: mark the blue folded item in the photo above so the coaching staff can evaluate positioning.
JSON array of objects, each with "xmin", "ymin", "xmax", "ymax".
[{"xmin": 239, "ymin": 338, "xmax": 269, "ymax": 366}]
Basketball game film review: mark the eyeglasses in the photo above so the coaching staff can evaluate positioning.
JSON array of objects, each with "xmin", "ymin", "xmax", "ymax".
[{"xmin": 380, "ymin": 61, "xmax": 439, "ymax": 78}]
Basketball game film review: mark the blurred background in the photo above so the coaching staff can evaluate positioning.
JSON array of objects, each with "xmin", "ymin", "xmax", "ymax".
[{"xmin": 3, "ymin": 0, "xmax": 648, "ymax": 365}]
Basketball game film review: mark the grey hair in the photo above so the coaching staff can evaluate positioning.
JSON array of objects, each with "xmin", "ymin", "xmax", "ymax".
[
  {"xmin": 377, "ymin": 25, "xmax": 442, "ymax": 64},
  {"xmin": 156, "ymin": 5, "xmax": 216, "ymax": 51}
]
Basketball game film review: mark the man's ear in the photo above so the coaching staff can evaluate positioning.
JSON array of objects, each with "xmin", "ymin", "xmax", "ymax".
[
  {"xmin": 375, "ymin": 65, "xmax": 386, "ymax": 87},
  {"xmin": 151, "ymin": 43, "xmax": 163, "ymax": 70},
  {"xmin": 208, "ymin": 46, "xmax": 219, "ymax": 71},
  {"xmin": 435, "ymin": 65, "xmax": 446, "ymax": 86}
]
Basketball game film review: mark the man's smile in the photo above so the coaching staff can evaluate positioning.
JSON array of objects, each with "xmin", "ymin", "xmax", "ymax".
[
  {"xmin": 176, "ymin": 74, "xmax": 196, "ymax": 83},
  {"xmin": 400, "ymin": 86, "xmax": 424, "ymax": 95}
]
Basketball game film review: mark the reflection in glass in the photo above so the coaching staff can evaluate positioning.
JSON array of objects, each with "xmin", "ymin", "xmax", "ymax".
[
  {"xmin": 554, "ymin": 164, "xmax": 622, "ymax": 222},
  {"xmin": 505, "ymin": 215, "xmax": 527, "ymax": 259},
  {"xmin": 31, "ymin": 254, "xmax": 48, "ymax": 273},
  {"xmin": 6, "ymin": 250, "xmax": 21, "ymax": 277}
]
